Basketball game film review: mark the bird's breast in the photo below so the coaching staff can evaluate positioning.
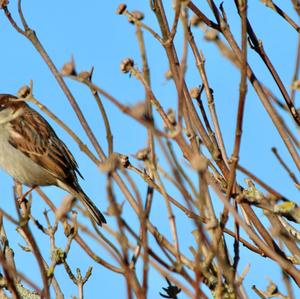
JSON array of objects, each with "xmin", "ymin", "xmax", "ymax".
[{"xmin": 0, "ymin": 125, "xmax": 56, "ymax": 186}]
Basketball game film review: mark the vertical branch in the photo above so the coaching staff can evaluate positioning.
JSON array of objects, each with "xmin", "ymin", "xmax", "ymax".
[
  {"xmin": 151, "ymin": 155, "xmax": 182, "ymax": 265},
  {"xmin": 291, "ymin": 35, "xmax": 300, "ymax": 103},
  {"xmin": 224, "ymin": 0, "xmax": 248, "ymax": 217},
  {"xmin": 187, "ymin": 26, "xmax": 228, "ymax": 165},
  {"xmin": 90, "ymin": 90, "xmax": 114, "ymax": 156},
  {"xmin": 134, "ymin": 16, "xmax": 153, "ymax": 296},
  {"xmin": 14, "ymin": 184, "xmax": 50, "ymax": 299}
]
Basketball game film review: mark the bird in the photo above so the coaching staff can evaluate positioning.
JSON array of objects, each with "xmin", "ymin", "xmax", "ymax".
[{"xmin": 0, "ymin": 94, "xmax": 106, "ymax": 226}]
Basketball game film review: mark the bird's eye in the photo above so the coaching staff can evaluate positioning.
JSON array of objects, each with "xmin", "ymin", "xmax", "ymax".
[{"xmin": 0, "ymin": 104, "xmax": 6, "ymax": 111}]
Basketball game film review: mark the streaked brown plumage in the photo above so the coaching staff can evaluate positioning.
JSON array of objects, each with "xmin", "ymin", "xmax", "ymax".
[{"xmin": 0, "ymin": 94, "xmax": 106, "ymax": 225}]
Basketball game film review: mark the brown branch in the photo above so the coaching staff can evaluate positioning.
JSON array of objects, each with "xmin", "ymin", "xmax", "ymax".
[{"xmin": 261, "ymin": 0, "xmax": 300, "ymax": 32}]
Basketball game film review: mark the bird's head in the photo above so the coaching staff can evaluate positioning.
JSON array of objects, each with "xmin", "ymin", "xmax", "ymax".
[{"xmin": 0, "ymin": 94, "xmax": 27, "ymax": 124}]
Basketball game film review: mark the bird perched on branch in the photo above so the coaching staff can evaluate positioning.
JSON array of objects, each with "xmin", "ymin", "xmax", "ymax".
[{"xmin": 0, "ymin": 94, "xmax": 106, "ymax": 226}]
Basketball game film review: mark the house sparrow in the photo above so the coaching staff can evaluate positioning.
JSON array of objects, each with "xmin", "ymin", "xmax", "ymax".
[{"xmin": 0, "ymin": 94, "xmax": 106, "ymax": 226}]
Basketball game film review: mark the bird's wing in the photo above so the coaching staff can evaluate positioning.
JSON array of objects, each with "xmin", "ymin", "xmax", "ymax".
[{"xmin": 8, "ymin": 107, "xmax": 82, "ymax": 185}]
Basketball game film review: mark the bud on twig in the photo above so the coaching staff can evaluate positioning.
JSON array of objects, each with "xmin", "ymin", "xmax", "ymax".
[
  {"xmin": 190, "ymin": 154, "xmax": 208, "ymax": 172},
  {"xmin": 99, "ymin": 153, "xmax": 130, "ymax": 173},
  {"xmin": 190, "ymin": 87, "xmax": 201, "ymax": 99},
  {"xmin": 78, "ymin": 66, "xmax": 94, "ymax": 81},
  {"xmin": 61, "ymin": 57, "xmax": 77, "ymax": 76},
  {"xmin": 120, "ymin": 58, "xmax": 134, "ymax": 73},
  {"xmin": 0, "ymin": 0, "xmax": 9, "ymax": 9},
  {"xmin": 167, "ymin": 109, "xmax": 176, "ymax": 126},
  {"xmin": 131, "ymin": 11, "xmax": 144, "ymax": 21},
  {"xmin": 116, "ymin": 4, "xmax": 127, "ymax": 15},
  {"xmin": 190, "ymin": 15, "xmax": 202, "ymax": 27},
  {"xmin": 135, "ymin": 148, "xmax": 149, "ymax": 161},
  {"xmin": 17, "ymin": 85, "xmax": 31, "ymax": 98},
  {"xmin": 204, "ymin": 29, "xmax": 219, "ymax": 41}
]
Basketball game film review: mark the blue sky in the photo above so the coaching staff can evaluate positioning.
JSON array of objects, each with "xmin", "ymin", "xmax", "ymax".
[{"xmin": 0, "ymin": 1, "xmax": 299, "ymax": 298}]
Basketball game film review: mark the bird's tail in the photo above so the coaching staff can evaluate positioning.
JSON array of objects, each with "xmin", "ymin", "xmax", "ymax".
[
  {"xmin": 57, "ymin": 181, "xmax": 106, "ymax": 226},
  {"xmin": 76, "ymin": 190, "xmax": 107, "ymax": 226}
]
